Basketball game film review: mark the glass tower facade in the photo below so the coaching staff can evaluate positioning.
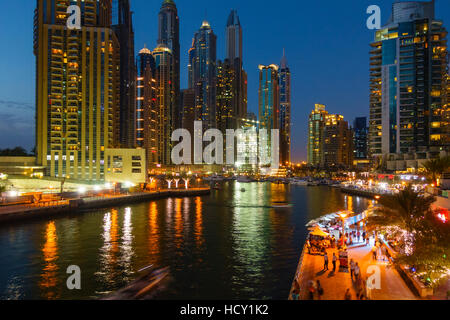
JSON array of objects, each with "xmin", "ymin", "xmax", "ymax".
[
  {"xmin": 279, "ymin": 51, "xmax": 291, "ymax": 166},
  {"xmin": 353, "ymin": 117, "xmax": 368, "ymax": 160},
  {"xmin": 191, "ymin": 21, "xmax": 217, "ymax": 130},
  {"xmin": 34, "ymin": 0, "xmax": 118, "ymax": 181},
  {"xmin": 157, "ymin": 0, "xmax": 181, "ymax": 129},
  {"xmin": 226, "ymin": 10, "xmax": 247, "ymax": 125},
  {"xmin": 258, "ymin": 65, "xmax": 280, "ymax": 162},
  {"xmin": 111, "ymin": 0, "xmax": 136, "ymax": 148},
  {"xmin": 136, "ymin": 47, "xmax": 157, "ymax": 170},
  {"xmin": 153, "ymin": 45, "xmax": 175, "ymax": 165},
  {"xmin": 369, "ymin": 1, "xmax": 449, "ymax": 158}
]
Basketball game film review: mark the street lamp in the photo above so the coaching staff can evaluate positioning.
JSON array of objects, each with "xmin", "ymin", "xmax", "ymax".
[{"xmin": 339, "ymin": 212, "xmax": 347, "ymax": 244}]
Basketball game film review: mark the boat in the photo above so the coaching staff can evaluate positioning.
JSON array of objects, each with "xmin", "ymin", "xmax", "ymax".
[
  {"xmin": 204, "ymin": 174, "xmax": 225, "ymax": 182},
  {"xmin": 237, "ymin": 176, "xmax": 254, "ymax": 183},
  {"xmin": 290, "ymin": 178, "xmax": 308, "ymax": 186},
  {"xmin": 271, "ymin": 201, "xmax": 293, "ymax": 208},
  {"xmin": 102, "ymin": 266, "xmax": 169, "ymax": 300}
]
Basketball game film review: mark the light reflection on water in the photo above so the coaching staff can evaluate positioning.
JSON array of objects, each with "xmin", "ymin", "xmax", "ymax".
[{"xmin": 0, "ymin": 184, "xmax": 370, "ymax": 300}]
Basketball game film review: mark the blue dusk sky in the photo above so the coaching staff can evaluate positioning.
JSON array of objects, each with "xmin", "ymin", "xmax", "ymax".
[{"xmin": 0, "ymin": 0, "xmax": 449, "ymax": 161}]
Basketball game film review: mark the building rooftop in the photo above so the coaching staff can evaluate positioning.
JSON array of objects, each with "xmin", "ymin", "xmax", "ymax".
[{"xmin": 227, "ymin": 9, "xmax": 240, "ymax": 27}]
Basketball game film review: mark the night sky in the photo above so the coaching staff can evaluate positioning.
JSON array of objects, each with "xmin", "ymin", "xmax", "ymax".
[{"xmin": 1, "ymin": 0, "xmax": 449, "ymax": 161}]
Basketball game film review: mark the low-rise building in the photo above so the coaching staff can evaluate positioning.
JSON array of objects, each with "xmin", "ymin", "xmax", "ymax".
[
  {"xmin": 105, "ymin": 149, "xmax": 146, "ymax": 185},
  {"xmin": 0, "ymin": 157, "xmax": 44, "ymax": 178}
]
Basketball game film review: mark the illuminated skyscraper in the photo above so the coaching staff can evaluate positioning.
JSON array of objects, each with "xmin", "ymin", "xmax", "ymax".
[
  {"xmin": 112, "ymin": 0, "xmax": 136, "ymax": 148},
  {"xmin": 158, "ymin": 0, "xmax": 181, "ymax": 129},
  {"xmin": 34, "ymin": 0, "xmax": 119, "ymax": 181},
  {"xmin": 191, "ymin": 21, "xmax": 217, "ymax": 130},
  {"xmin": 369, "ymin": 0, "xmax": 449, "ymax": 159},
  {"xmin": 136, "ymin": 47, "xmax": 157, "ymax": 170},
  {"xmin": 307, "ymin": 104, "xmax": 353, "ymax": 168},
  {"xmin": 353, "ymin": 117, "xmax": 369, "ymax": 160},
  {"xmin": 216, "ymin": 59, "xmax": 236, "ymax": 134},
  {"xmin": 279, "ymin": 50, "xmax": 291, "ymax": 166},
  {"xmin": 322, "ymin": 115, "xmax": 354, "ymax": 168},
  {"xmin": 258, "ymin": 65, "xmax": 280, "ymax": 161},
  {"xmin": 307, "ymin": 104, "xmax": 328, "ymax": 166},
  {"xmin": 153, "ymin": 45, "xmax": 175, "ymax": 165},
  {"xmin": 226, "ymin": 10, "xmax": 247, "ymax": 124}
]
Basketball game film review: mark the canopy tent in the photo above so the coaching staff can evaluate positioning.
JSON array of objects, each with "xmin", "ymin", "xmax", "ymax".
[{"xmin": 309, "ymin": 226, "xmax": 330, "ymax": 238}]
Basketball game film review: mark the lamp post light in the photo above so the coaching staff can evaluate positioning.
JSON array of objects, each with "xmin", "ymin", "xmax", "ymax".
[{"xmin": 339, "ymin": 212, "xmax": 347, "ymax": 245}]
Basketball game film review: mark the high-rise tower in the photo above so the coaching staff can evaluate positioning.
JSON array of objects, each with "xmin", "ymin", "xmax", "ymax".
[
  {"xmin": 112, "ymin": 0, "xmax": 136, "ymax": 148},
  {"xmin": 369, "ymin": 0, "xmax": 449, "ymax": 160},
  {"xmin": 226, "ymin": 10, "xmax": 247, "ymax": 124},
  {"xmin": 158, "ymin": 0, "xmax": 181, "ymax": 129},
  {"xmin": 258, "ymin": 65, "xmax": 280, "ymax": 161},
  {"xmin": 34, "ymin": 0, "xmax": 119, "ymax": 181},
  {"xmin": 191, "ymin": 21, "xmax": 217, "ymax": 130},
  {"xmin": 279, "ymin": 50, "xmax": 291, "ymax": 166},
  {"xmin": 153, "ymin": 44, "xmax": 175, "ymax": 165},
  {"xmin": 136, "ymin": 47, "xmax": 157, "ymax": 170}
]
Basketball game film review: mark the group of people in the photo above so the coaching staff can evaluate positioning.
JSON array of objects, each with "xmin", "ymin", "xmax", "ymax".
[
  {"xmin": 306, "ymin": 236, "xmax": 335, "ymax": 255},
  {"xmin": 372, "ymin": 239, "xmax": 390, "ymax": 262},
  {"xmin": 323, "ymin": 252, "xmax": 338, "ymax": 272},
  {"xmin": 339, "ymin": 229, "xmax": 368, "ymax": 247}
]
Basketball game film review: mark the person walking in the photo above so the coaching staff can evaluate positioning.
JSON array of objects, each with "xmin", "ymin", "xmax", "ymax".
[
  {"xmin": 332, "ymin": 253, "xmax": 337, "ymax": 272},
  {"xmin": 323, "ymin": 252, "xmax": 329, "ymax": 271},
  {"xmin": 354, "ymin": 262, "xmax": 360, "ymax": 281},
  {"xmin": 291, "ymin": 288, "xmax": 300, "ymax": 300},
  {"xmin": 372, "ymin": 245, "xmax": 377, "ymax": 261},
  {"xmin": 308, "ymin": 280, "xmax": 316, "ymax": 300},
  {"xmin": 382, "ymin": 245, "xmax": 388, "ymax": 262},
  {"xmin": 307, "ymin": 239, "xmax": 312, "ymax": 254},
  {"xmin": 357, "ymin": 231, "xmax": 361, "ymax": 242},
  {"xmin": 344, "ymin": 288, "xmax": 352, "ymax": 300},
  {"xmin": 316, "ymin": 280, "xmax": 324, "ymax": 300},
  {"xmin": 350, "ymin": 259, "xmax": 356, "ymax": 281}
]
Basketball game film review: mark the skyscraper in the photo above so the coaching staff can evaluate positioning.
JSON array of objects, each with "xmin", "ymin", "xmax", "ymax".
[
  {"xmin": 353, "ymin": 117, "xmax": 369, "ymax": 160},
  {"xmin": 307, "ymin": 104, "xmax": 353, "ymax": 168},
  {"xmin": 191, "ymin": 21, "xmax": 217, "ymax": 130},
  {"xmin": 258, "ymin": 65, "xmax": 280, "ymax": 161},
  {"xmin": 153, "ymin": 44, "xmax": 175, "ymax": 165},
  {"xmin": 369, "ymin": 0, "xmax": 449, "ymax": 160},
  {"xmin": 112, "ymin": 0, "xmax": 136, "ymax": 148},
  {"xmin": 158, "ymin": 0, "xmax": 181, "ymax": 129},
  {"xmin": 279, "ymin": 50, "xmax": 291, "ymax": 166},
  {"xmin": 34, "ymin": 0, "xmax": 119, "ymax": 181},
  {"xmin": 136, "ymin": 47, "xmax": 157, "ymax": 170},
  {"xmin": 307, "ymin": 104, "xmax": 328, "ymax": 166},
  {"xmin": 322, "ymin": 115, "xmax": 354, "ymax": 168},
  {"xmin": 226, "ymin": 10, "xmax": 247, "ymax": 124},
  {"xmin": 216, "ymin": 59, "xmax": 237, "ymax": 134}
]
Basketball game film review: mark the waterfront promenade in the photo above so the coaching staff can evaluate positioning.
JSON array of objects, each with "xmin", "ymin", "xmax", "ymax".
[
  {"xmin": 0, "ymin": 188, "xmax": 211, "ymax": 224},
  {"xmin": 291, "ymin": 238, "xmax": 417, "ymax": 300}
]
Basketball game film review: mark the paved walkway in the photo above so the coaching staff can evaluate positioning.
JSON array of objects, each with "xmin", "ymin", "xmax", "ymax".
[
  {"xmin": 348, "ymin": 242, "xmax": 416, "ymax": 300},
  {"xmin": 294, "ymin": 238, "xmax": 418, "ymax": 300}
]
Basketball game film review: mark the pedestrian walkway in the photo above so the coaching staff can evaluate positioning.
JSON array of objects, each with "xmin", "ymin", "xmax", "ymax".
[
  {"xmin": 293, "ymin": 237, "xmax": 418, "ymax": 300},
  {"xmin": 348, "ymin": 242, "xmax": 416, "ymax": 300}
]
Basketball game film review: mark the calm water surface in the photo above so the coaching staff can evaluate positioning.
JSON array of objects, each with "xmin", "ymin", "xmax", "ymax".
[{"xmin": 0, "ymin": 183, "xmax": 370, "ymax": 300}]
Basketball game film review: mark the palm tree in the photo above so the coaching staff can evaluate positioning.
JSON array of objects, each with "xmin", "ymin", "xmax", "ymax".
[
  {"xmin": 367, "ymin": 186, "xmax": 436, "ymax": 256},
  {"xmin": 368, "ymin": 185, "xmax": 435, "ymax": 234},
  {"xmin": 422, "ymin": 156, "xmax": 450, "ymax": 185}
]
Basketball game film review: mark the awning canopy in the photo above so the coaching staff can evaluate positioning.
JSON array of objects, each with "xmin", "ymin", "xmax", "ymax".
[{"xmin": 309, "ymin": 226, "xmax": 330, "ymax": 238}]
